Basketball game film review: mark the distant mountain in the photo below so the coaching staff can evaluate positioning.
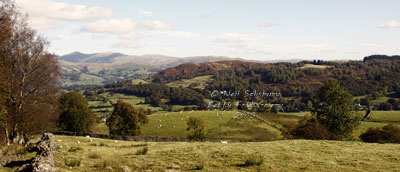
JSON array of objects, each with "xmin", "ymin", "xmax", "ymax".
[
  {"xmin": 59, "ymin": 52, "xmax": 254, "ymax": 67},
  {"xmin": 153, "ymin": 61, "xmax": 268, "ymax": 82},
  {"xmin": 58, "ymin": 51, "xmax": 307, "ymax": 87}
]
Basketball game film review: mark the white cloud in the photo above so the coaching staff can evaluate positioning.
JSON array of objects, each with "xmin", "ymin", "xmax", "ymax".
[
  {"xmin": 84, "ymin": 19, "xmax": 136, "ymax": 34},
  {"xmin": 81, "ymin": 19, "xmax": 176, "ymax": 40},
  {"xmin": 379, "ymin": 20, "xmax": 400, "ymax": 28},
  {"xmin": 138, "ymin": 10, "xmax": 154, "ymax": 17},
  {"xmin": 15, "ymin": 0, "xmax": 114, "ymax": 30},
  {"xmin": 140, "ymin": 21, "xmax": 172, "ymax": 30},
  {"xmin": 214, "ymin": 32, "xmax": 272, "ymax": 55},
  {"xmin": 148, "ymin": 30, "xmax": 200, "ymax": 37},
  {"xmin": 81, "ymin": 19, "xmax": 138, "ymax": 40}
]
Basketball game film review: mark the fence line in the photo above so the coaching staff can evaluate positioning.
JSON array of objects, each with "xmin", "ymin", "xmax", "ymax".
[{"xmin": 52, "ymin": 131, "xmax": 268, "ymax": 142}]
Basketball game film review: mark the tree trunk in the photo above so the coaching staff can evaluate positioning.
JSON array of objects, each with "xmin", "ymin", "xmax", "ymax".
[{"xmin": 5, "ymin": 127, "xmax": 10, "ymax": 145}]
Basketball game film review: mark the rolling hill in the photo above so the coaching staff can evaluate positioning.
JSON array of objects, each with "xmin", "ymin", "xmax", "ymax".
[{"xmin": 58, "ymin": 52, "xmax": 304, "ymax": 87}]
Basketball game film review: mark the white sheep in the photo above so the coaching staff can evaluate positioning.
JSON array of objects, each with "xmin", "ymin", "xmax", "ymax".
[{"xmin": 220, "ymin": 141, "xmax": 228, "ymax": 144}]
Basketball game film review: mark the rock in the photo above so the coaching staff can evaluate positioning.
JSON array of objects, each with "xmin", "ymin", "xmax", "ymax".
[{"xmin": 15, "ymin": 133, "xmax": 56, "ymax": 172}]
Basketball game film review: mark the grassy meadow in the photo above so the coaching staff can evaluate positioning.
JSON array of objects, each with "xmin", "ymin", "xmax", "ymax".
[
  {"xmin": 92, "ymin": 108, "xmax": 400, "ymax": 141},
  {"xmin": 3, "ymin": 135, "xmax": 398, "ymax": 172}
]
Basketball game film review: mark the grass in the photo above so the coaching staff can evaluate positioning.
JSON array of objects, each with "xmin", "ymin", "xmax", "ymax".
[
  {"xmin": 89, "ymin": 93, "xmax": 162, "ymax": 112},
  {"xmin": 93, "ymin": 110, "xmax": 400, "ymax": 141},
  {"xmin": 367, "ymin": 111, "xmax": 400, "ymax": 122},
  {"xmin": 242, "ymin": 155, "xmax": 264, "ymax": 166},
  {"xmin": 298, "ymin": 64, "xmax": 332, "ymax": 69},
  {"xmin": 50, "ymin": 135, "xmax": 400, "ymax": 172},
  {"xmin": 88, "ymin": 152, "xmax": 101, "ymax": 159},
  {"xmin": 135, "ymin": 147, "xmax": 148, "ymax": 155},
  {"xmin": 166, "ymin": 75, "xmax": 213, "ymax": 89},
  {"xmin": 139, "ymin": 110, "xmax": 283, "ymax": 141},
  {"xmin": 130, "ymin": 78, "xmax": 149, "ymax": 85}
]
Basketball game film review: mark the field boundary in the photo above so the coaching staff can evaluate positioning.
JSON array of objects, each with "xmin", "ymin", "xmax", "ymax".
[{"xmin": 53, "ymin": 131, "xmax": 270, "ymax": 142}]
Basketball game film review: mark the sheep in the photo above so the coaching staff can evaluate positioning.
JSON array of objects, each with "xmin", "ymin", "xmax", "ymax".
[
  {"xmin": 77, "ymin": 141, "xmax": 80, "ymax": 144},
  {"xmin": 220, "ymin": 141, "xmax": 228, "ymax": 144}
]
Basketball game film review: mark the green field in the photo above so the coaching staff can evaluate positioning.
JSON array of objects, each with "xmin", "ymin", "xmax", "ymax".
[
  {"xmin": 166, "ymin": 75, "xmax": 213, "ymax": 89},
  {"xmin": 298, "ymin": 64, "xmax": 332, "ymax": 69},
  {"xmin": 88, "ymin": 93, "xmax": 162, "ymax": 113},
  {"xmin": 17, "ymin": 135, "xmax": 397, "ymax": 172},
  {"xmin": 140, "ymin": 110, "xmax": 282, "ymax": 141},
  {"xmin": 93, "ymin": 110, "xmax": 400, "ymax": 141}
]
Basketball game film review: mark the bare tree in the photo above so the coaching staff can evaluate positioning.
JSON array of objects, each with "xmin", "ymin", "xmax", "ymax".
[{"xmin": 0, "ymin": 0, "xmax": 60, "ymax": 145}]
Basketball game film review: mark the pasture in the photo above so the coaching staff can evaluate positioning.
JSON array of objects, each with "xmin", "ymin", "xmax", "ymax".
[{"xmin": 46, "ymin": 135, "xmax": 400, "ymax": 171}]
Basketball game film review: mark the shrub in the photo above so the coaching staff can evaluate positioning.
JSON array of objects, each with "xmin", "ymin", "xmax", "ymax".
[
  {"xmin": 243, "ymin": 155, "xmax": 264, "ymax": 166},
  {"xmin": 360, "ymin": 124, "xmax": 400, "ymax": 143},
  {"xmin": 187, "ymin": 117, "xmax": 207, "ymax": 141},
  {"xmin": 94, "ymin": 160, "xmax": 112, "ymax": 169},
  {"xmin": 290, "ymin": 121, "xmax": 340, "ymax": 140},
  {"xmin": 193, "ymin": 163, "xmax": 204, "ymax": 170},
  {"xmin": 1, "ymin": 144, "xmax": 28, "ymax": 155},
  {"xmin": 64, "ymin": 158, "xmax": 81, "ymax": 167},
  {"xmin": 99, "ymin": 142, "xmax": 109, "ymax": 147},
  {"xmin": 68, "ymin": 146, "xmax": 83, "ymax": 152},
  {"xmin": 379, "ymin": 102, "xmax": 393, "ymax": 111},
  {"xmin": 88, "ymin": 152, "xmax": 101, "ymax": 159},
  {"xmin": 135, "ymin": 147, "xmax": 148, "ymax": 155}
]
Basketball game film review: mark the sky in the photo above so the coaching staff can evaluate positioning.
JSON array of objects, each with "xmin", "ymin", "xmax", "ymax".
[{"xmin": 14, "ymin": 0, "xmax": 400, "ymax": 61}]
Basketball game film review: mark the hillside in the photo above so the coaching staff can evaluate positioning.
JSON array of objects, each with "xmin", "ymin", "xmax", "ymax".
[
  {"xmin": 58, "ymin": 52, "xmax": 305, "ymax": 86},
  {"xmin": 59, "ymin": 52, "xmax": 254, "ymax": 86},
  {"xmin": 21, "ymin": 135, "xmax": 400, "ymax": 172},
  {"xmin": 152, "ymin": 60, "xmax": 270, "ymax": 82}
]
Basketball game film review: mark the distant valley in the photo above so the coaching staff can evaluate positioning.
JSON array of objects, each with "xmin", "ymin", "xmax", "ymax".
[{"xmin": 58, "ymin": 51, "xmax": 303, "ymax": 86}]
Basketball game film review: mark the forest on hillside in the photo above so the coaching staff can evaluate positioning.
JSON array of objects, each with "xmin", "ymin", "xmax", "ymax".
[{"xmin": 76, "ymin": 56, "xmax": 400, "ymax": 113}]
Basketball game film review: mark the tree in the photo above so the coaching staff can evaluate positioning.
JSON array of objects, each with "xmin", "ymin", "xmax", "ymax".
[
  {"xmin": 271, "ymin": 105, "xmax": 279, "ymax": 114},
  {"xmin": 379, "ymin": 102, "xmax": 393, "ymax": 111},
  {"xmin": 57, "ymin": 92, "xmax": 93, "ymax": 132},
  {"xmin": 388, "ymin": 99, "xmax": 399, "ymax": 110},
  {"xmin": 107, "ymin": 100, "xmax": 149, "ymax": 136},
  {"xmin": 186, "ymin": 117, "xmax": 207, "ymax": 141},
  {"xmin": 312, "ymin": 79, "xmax": 360, "ymax": 137},
  {"xmin": 0, "ymin": 0, "xmax": 60, "ymax": 145},
  {"xmin": 0, "ymin": 60, "xmax": 9, "ymax": 144}
]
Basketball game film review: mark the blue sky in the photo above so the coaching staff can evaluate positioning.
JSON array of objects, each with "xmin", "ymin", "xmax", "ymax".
[{"xmin": 15, "ymin": 0, "xmax": 400, "ymax": 60}]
